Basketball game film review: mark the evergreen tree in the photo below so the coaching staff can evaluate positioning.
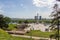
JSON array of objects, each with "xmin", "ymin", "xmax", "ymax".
[{"xmin": 49, "ymin": 3, "xmax": 60, "ymax": 40}]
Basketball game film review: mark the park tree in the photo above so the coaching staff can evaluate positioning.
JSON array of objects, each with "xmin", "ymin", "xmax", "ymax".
[
  {"xmin": 18, "ymin": 20, "xmax": 22, "ymax": 23},
  {"xmin": 0, "ymin": 14, "xmax": 11, "ymax": 30},
  {"xmin": 49, "ymin": 0, "xmax": 60, "ymax": 40},
  {"xmin": 18, "ymin": 20, "xmax": 25, "ymax": 23},
  {"xmin": 4, "ymin": 17, "xmax": 11, "ymax": 24},
  {"xmin": 24, "ymin": 20, "xmax": 29, "ymax": 23}
]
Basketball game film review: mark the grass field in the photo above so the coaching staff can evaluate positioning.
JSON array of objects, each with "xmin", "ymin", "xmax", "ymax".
[
  {"xmin": 8, "ymin": 24, "xmax": 16, "ymax": 30},
  {"xmin": 26, "ymin": 30, "xmax": 55, "ymax": 38}
]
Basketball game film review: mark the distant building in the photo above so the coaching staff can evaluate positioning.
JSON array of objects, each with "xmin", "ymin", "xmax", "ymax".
[
  {"xmin": 34, "ymin": 13, "xmax": 42, "ymax": 23},
  {"xmin": 39, "ymin": 16, "xmax": 42, "ymax": 20},
  {"xmin": 34, "ymin": 16, "xmax": 38, "ymax": 20}
]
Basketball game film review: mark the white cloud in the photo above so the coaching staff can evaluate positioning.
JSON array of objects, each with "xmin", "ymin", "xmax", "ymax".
[
  {"xmin": 41, "ymin": 12, "xmax": 51, "ymax": 18},
  {"xmin": 32, "ymin": 0, "xmax": 58, "ymax": 18},
  {"xmin": 33, "ymin": 0, "xmax": 56, "ymax": 8}
]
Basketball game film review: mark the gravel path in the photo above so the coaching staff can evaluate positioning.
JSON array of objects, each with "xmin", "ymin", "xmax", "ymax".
[{"xmin": 11, "ymin": 34, "xmax": 56, "ymax": 40}]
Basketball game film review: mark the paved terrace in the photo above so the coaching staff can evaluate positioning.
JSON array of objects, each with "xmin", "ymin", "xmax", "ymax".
[{"xmin": 24, "ymin": 23, "xmax": 50, "ymax": 32}]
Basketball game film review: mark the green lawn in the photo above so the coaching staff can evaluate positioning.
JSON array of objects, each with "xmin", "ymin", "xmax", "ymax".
[
  {"xmin": 26, "ymin": 30, "xmax": 55, "ymax": 38},
  {"xmin": 0, "ymin": 29, "xmax": 34, "ymax": 40},
  {"xmin": 8, "ymin": 24, "xmax": 16, "ymax": 30}
]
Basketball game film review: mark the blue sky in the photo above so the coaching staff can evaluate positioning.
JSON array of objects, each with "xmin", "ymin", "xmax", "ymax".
[{"xmin": 0, "ymin": 0, "xmax": 58, "ymax": 19}]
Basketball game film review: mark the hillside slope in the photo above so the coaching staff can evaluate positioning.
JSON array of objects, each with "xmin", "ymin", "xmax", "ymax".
[{"xmin": 0, "ymin": 29, "xmax": 33, "ymax": 40}]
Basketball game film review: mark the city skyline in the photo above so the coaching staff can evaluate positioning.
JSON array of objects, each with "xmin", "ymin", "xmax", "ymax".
[{"xmin": 0, "ymin": 0, "xmax": 60, "ymax": 19}]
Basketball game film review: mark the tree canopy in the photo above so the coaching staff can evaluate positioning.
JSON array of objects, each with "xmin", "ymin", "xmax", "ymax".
[{"xmin": 0, "ymin": 14, "xmax": 11, "ymax": 30}]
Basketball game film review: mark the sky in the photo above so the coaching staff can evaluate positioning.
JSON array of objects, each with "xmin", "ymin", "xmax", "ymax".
[{"xmin": 0, "ymin": 0, "xmax": 59, "ymax": 19}]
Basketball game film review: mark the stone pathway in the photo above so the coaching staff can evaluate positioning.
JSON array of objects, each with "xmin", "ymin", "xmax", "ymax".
[{"xmin": 11, "ymin": 34, "xmax": 56, "ymax": 40}]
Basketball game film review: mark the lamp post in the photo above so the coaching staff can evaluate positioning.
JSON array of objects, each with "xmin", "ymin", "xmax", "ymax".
[{"xmin": 30, "ymin": 27, "xmax": 32, "ymax": 40}]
